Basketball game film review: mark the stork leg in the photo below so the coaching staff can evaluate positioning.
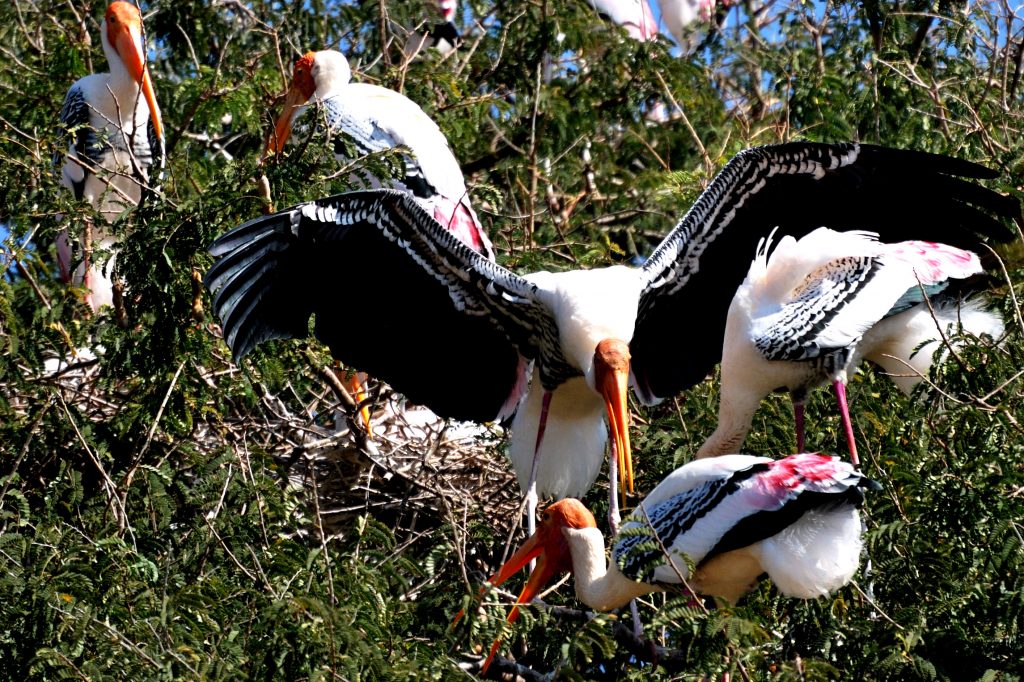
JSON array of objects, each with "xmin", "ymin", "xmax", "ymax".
[
  {"xmin": 831, "ymin": 380, "xmax": 859, "ymax": 465},
  {"xmin": 793, "ymin": 400, "xmax": 806, "ymax": 453},
  {"xmin": 522, "ymin": 389, "xmax": 554, "ymax": 538}
]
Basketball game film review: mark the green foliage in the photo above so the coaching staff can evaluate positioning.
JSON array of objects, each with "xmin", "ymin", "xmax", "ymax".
[{"xmin": 1, "ymin": 0, "xmax": 1023, "ymax": 679}]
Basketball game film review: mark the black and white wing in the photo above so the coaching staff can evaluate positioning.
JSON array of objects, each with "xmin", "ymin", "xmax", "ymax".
[
  {"xmin": 631, "ymin": 142, "xmax": 1021, "ymax": 402},
  {"xmin": 303, "ymin": 87, "xmax": 458, "ymax": 203},
  {"xmin": 145, "ymin": 116, "xmax": 165, "ymax": 185},
  {"xmin": 57, "ymin": 82, "xmax": 94, "ymax": 200},
  {"xmin": 205, "ymin": 189, "xmax": 564, "ymax": 422},
  {"xmin": 750, "ymin": 255, "xmax": 883, "ymax": 363},
  {"xmin": 613, "ymin": 453, "xmax": 874, "ymax": 585}
]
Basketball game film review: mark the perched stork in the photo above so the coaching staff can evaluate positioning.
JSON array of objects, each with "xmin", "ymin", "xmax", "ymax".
[
  {"xmin": 205, "ymin": 143, "xmax": 1018, "ymax": 530},
  {"xmin": 58, "ymin": 1, "xmax": 164, "ymax": 311},
  {"xmin": 471, "ymin": 452, "xmax": 879, "ymax": 673},
  {"xmin": 696, "ymin": 229, "xmax": 1003, "ymax": 463},
  {"xmin": 267, "ymin": 49, "xmax": 492, "ymax": 259},
  {"xmin": 585, "ymin": 0, "xmax": 660, "ymax": 41}
]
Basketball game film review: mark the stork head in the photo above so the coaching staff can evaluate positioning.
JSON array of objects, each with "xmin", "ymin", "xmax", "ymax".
[
  {"xmin": 479, "ymin": 499, "xmax": 596, "ymax": 673},
  {"xmin": 268, "ymin": 50, "xmax": 353, "ymax": 155},
  {"xmin": 594, "ymin": 338, "xmax": 634, "ymax": 496},
  {"xmin": 101, "ymin": 2, "xmax": 162, "ymax": 140}
]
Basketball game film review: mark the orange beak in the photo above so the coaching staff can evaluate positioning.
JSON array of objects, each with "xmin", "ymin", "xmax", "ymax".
[
  {"xmin": 478, "ymin": 531, "xmax": 561, "ymax": 673},
  {"xmin": 267, "ymin": 83, "xmax": 309, "ymax": 157},
  {"xmin": 595, "ymin": 339, "xmax": 634, "ymax": 502},
  {"xmin": 453, "ymin": 514, "xmax": 572, "ymax": 673},
  {"xmin": 109, "ymin": 5, "xmax": 163, "ymax": 141},
  {"xmin": 455, "ymin": 500, "xmax": 595, "ymax": 673}
]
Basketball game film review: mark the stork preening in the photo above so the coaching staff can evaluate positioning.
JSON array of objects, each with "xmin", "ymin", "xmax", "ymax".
[
  {"xmin": 697, "ymin": 229, "xmax": 1005, "ymax": 463},
  {"xmin": 57, "ymin": 1, "xmax": 164, "ymax": 311},
  {"xmin": 205, "ymin": 142, "xmax": 1018, "ymax": 533},
  {"xmin": 266, "ymin": 49, "xmax": 493, "ymax": 260},
  {"xmin": 471, "ymin": 452, "xmax": 880, "ymax": 673}
]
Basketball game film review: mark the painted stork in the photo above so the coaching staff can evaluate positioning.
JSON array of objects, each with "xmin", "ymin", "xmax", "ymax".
[
  {"xmin": 57, "ymin": 1, "xmax": 164, "ymax": 311},
  {"xmin": 696, "ymin": 228, "xmax": 1004, "ymax": 463},
  {"xmin": 205, "ymin": 143, "xmax": 1018, "ymax": 530},
  {"xmin": 585, "ymin": 0, "xmax": 660, "ymax": 41},
  {"xmin": 266, "ymin": 49, "xmax": 492, "ymax": 259},
  {"xmin": 471, "ymin": 452, "xmax": 879, "ymax": 673}
]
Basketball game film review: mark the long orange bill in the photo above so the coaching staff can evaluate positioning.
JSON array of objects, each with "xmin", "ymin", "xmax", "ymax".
[
  {"xmin": 113, "ymin": 15, "xmax": 163, "ymax": 141},
  {"xmin": 267, "ymin": 84, "xmax": 308, "ymax": 157},
  {"xmin": 341, "ymin": 370, "xmax": 373, "ymax": 438},
  {"xmin": 450, "ymin": 529, "xmax": 545, "ymax": 629},
  {"xmin": 479, "ymin": 534, "xmax": 559, "ymax": 674},
  {"xmin": 595, "ymin": 340, "xmax": 634, "ymax": 505}
]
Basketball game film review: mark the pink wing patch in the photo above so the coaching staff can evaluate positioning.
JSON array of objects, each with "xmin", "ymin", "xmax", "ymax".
[
  {"xmin": 745, "ymin": 453, "xmax": 851, "ymax": 509},
  {"xmin": 437, "ymin": 0, "xmax": 457, "ymax": 23},
  {"xmin": 887, "ymin": 240, "xmax": 982, "ymax": 284},
  {"xmin": 432, "ymin": 197, "xmax": 490, "ymax": 257}
]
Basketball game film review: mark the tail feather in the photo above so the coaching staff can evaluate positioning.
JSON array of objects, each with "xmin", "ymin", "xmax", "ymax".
[{"xmin": 864, "ymin": 297, "xmax": 1003, "ymax": 394}]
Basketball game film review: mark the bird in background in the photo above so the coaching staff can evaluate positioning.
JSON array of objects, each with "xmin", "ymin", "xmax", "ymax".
[
  {"xmin": 205, "ymin": 142, "xmax": 1019, "ymax": 536},
  {"xmin": 466, "ymin": 452, "xmax": 880, "ymax": 673},
  {"xmin": 266, "ymin": 49, "xmax": 492, "ymax": 259},
  {"xmin": 402, "ymin": 0, "xmax": 461, "ymax": 60},
  {"xmin": 656, "ymin": 0, "xmax": 731, "ymax": 51},
  {"xmin": 265, "ymin": 48, "xmax": 495, "ymax": 432},
  {"xmin": 697, "ymin": 228, "xmax": 1004, "ymax": 463},
  {"xmin": 57, "ymin": 1, "xmax": 164, "ymax": 312},
  {"xmin": 585, "ymin": 0, "xmax": 660, "ymax": 42}
]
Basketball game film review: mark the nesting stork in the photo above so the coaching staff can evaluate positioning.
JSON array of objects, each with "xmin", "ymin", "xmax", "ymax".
[
  {"xmin": 58, "ymin": 1, "xmax": 164, "ymax": 311},
  {"xmin": 471, "ymin": 452, "xmax": 879, "ymax": 673},
  {"xmin": 205, "ymin": 143, "xmax": 1018, "ymax": 531},
  {"xmin": 266, "ymin": 49, "xmax": 492, "ymax": 259},
  {"xmin": 696, "ymin": 228, "xmax": 1005, "ymax": 463}
]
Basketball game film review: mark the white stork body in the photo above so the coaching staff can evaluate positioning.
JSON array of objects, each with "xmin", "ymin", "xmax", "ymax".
[
  {"xmin": 585, "ymin": 0, "xmax": 660, "ymax": 41},
  {"xmin": 270, "ymin": 50, "xmax": 492, "ymax": 258},
  {"xmin": 508, "ymin": 266, "xmax": 643, "ymax": 515},
  {"xmin": 698, "ymin": 228, "xmax": 996, "ymax": 462},
  {"xmin": 58, "ymin": 2, "xmax": 163, "ymax": 311},
  {"xmin": 206, "ymin": 143, "xmax": 1018, "ymax": 533},
  {"xmin": 474, "ymin": 452, "xmax": 877, "ymax": 672}
]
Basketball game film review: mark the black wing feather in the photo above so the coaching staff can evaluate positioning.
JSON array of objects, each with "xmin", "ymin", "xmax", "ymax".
[
  {"xmin": 632, "ymin": 142, "xmax": 1021, "ymax": 402},
  {"xmin": 57, "ymin": 84, "xmax": 93, "ymax": 201},
  {"xmin": 205, "ymin": 189, "xmax": 558, "ymax": 422}
]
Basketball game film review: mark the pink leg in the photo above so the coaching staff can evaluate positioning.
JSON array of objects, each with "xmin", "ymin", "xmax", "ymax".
[
  {"xmin": 523, "ymin": 390, "xmax": 554, "ymax": 538},
  {"xmin": 793, "ymin": 400, "xmax": 806, "ymax": 453},
  {"xmin": 832, "ymin": 380, "xmax": 859, "ymax": 465}
]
